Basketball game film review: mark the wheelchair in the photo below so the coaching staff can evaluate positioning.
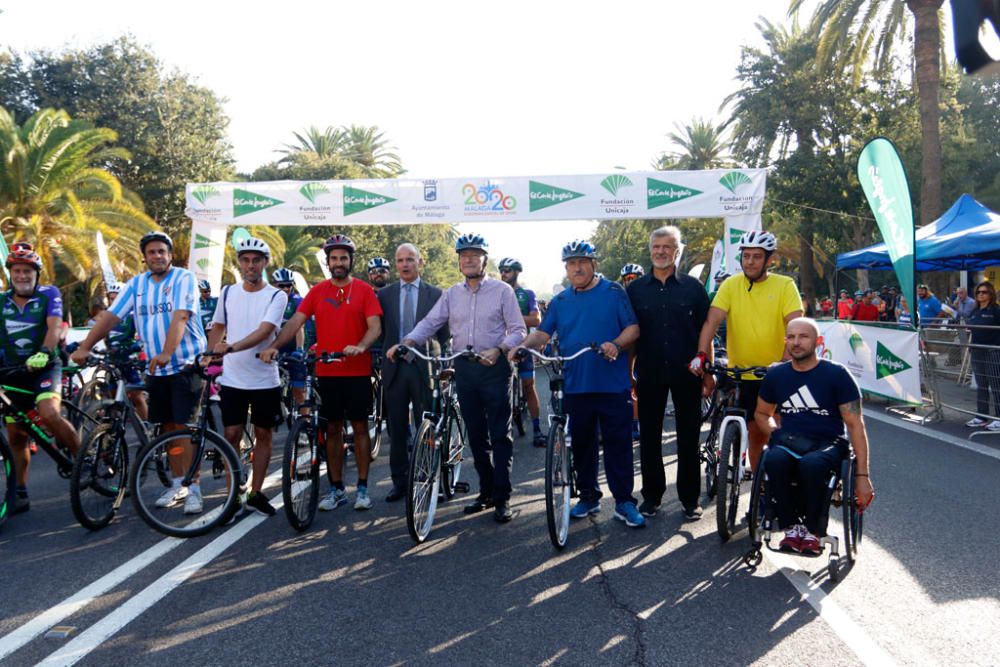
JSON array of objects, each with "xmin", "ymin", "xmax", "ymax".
[{"xmin": 743, "ymin": 436, "xmax": 864, "ymax": 582}]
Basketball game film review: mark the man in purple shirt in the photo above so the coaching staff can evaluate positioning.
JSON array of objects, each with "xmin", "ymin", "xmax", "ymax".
[{"xmin": 388, "ymin": 233, "xmax": 527, "ymax": 522}]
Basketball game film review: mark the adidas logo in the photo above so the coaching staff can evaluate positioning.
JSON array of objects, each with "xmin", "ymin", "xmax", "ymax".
[{"xmin": 780, "ymin": 385, "xmax": 830, "ymax": 415}]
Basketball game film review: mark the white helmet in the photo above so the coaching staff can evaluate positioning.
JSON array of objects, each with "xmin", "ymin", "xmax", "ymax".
[
  {"xmin": 738, "ymin": 230, "xmax": 777, "ymax": 253},
  {"xmin": 235, "ymin": 237, "xmax": 271, "ymax": 258}
]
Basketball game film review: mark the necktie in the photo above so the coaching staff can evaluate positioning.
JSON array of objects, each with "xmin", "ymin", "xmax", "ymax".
[{"xmin": 401, "ymin": 283, "xmax": 415, "ymax": 341}]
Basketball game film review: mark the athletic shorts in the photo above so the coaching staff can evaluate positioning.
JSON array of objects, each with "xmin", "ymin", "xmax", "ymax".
[
  {"xmin": 0, "ymin": 362, "xmax": 63, "ymax": 414},
  {"xmin": 317, "ymin": 376, "xmax": 372, "ymax": 423},
  {"xmin": 516, "ymin": 355, "xmax": 534, "ymax": 380},
  {"xmin": 737, "ymin": 378, "xmax": 762, "ymax": 418},
  {"xmin": 147, "ymin": 372, "xmax": 203, "ymax": 426},
  {"xmin": 219, "ymin": 385, "xmax": 282, "ymax": 429}
]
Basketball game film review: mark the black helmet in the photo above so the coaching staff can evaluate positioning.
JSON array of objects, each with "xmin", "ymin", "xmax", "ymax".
[
  {"xmin": 140, "ymin": 231, "xmax": 173, "ymax": 253},
  {"xmin": 323, "ymin": 233, "xmax": 356, "ymax": 255}
]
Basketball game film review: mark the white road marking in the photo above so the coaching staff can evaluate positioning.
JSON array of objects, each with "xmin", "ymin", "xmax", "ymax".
[{"xmin": 863, "ymin": 408, "xmax": 1000, "ymax": 462}]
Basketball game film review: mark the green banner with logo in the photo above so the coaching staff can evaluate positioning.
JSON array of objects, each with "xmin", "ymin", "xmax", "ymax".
[{"xmin": 857, "ymin": 138, "xmax": 915, "ymax": 328}]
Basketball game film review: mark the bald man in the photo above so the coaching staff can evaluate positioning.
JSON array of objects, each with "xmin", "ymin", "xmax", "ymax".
[{"xmin": 753, "ymin": 318, "xmax": 874, "ymax": 555}]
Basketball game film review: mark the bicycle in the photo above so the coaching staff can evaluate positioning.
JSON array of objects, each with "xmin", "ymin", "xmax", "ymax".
[
  {"xmin": 702, "ymin": 361, "xmax": 767, "ymax": 541},
  {"xmin": 516, "ymin": 343, "xmax": 599, "ymax": 550},
  {"xmin": 395, "ymin": 344, "xmax": 474, "ymax": 543},
  {"xmin": 128, "ymin": 353, "xmax": 245, "ymax": 538},
  {"xmin": 280, "ymin": 351, "xmax": 342, "ymax": 531},
  {"xmin": 338, "ymin": 352, "xmax": 383, "ymax": 461},
  {"xmin": 511, "ymin": 370, "xmax": 527, "ymax": 437}
]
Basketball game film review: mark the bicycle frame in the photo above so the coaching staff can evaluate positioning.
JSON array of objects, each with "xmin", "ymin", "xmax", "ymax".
[{"xmin": 0, "ymin": 383, "xmax": 75, "ymax": 475}]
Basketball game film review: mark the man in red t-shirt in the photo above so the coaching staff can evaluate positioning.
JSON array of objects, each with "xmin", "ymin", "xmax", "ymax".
[
  {"xmin": 836, "ymin": 290, "xmax": 854, "ymax": 319},
  {"xmin": 850, "ymin": 289, "xmax": 880, "ymax": 322},
  {"xmin": 262, "ymin": 234, "xmax": 383, "ymax": 511}
]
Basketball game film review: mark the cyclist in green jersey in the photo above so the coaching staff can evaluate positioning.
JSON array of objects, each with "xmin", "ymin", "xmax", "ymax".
[{"xmin": 199, "ymin": 280, "xmax": 218, "ymax": 335}]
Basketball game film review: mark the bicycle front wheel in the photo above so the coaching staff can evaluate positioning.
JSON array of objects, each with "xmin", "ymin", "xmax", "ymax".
[
  {"xmin": 369, "ymin": 376, "xmax": 384, "ymax": 460},
  {"xmin": 0, "ymin": 433, "xmax": 15, "ymax": 531},
  {"xmin": 545, "ymin": 426, "xmax": 571, "ymax": 549},
  {"xmin": 512, "ymin": 381, "xmax": 526, "ymax": 437},
  {"xmin": 715, "ymin": 420, "xmax": 745, "ymax": 541},
  {"xmin": 130, "ymin": 429, "xmax": 241, "ymax": 538},
  {"xmin": 70, "ymin": 423, "xmax": 129, "ymax": 530},
  {"xmin": 282, "ymin": 418, "xmax": 320, "ymax": 531},
  {"xmin": 406, "ymin": 419, "xmax": 441, "ymax": 543},
  {"xmin": 441, "ymin": 407, "xmax": 468, "ymax": 499}
]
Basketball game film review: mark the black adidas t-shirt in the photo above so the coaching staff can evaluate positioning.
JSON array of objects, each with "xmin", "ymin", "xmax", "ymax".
[{"xmin": 759, "ymin": 359, "xmax": 860, "ymax": 439}]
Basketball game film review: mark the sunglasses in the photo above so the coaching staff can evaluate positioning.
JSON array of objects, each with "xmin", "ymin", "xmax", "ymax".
[{"xmin": 977, "ymin": 290, "xmax": 991, "ymax": 295}]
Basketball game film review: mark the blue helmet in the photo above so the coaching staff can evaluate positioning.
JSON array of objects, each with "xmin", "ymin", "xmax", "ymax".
[
  {"xmin": 455, "ymin": 233, "xmax": 488, "ymax": 253},
  {"xmin": 367, "ymin": 257, "xmax": 391, "ymax": 271},
  {"xmin": 561, "ymin": 239, "xmax": 597, "ymax": 261},
  {"xmin": 498, "ymin": 257, "xmax": 523, "ymax": 272},
  {"xmin": 271, "ymin": 268, "xmax": 295, "ymax": 285},
  {"xmin": 198, "ymin": 279, "xmax": 211, "ymax": 291}
]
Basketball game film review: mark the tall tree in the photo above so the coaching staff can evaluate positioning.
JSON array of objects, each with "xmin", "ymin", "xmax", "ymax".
[{"xmin": 658, "ymin": 117, "xmax": 733, "ymax": 170}]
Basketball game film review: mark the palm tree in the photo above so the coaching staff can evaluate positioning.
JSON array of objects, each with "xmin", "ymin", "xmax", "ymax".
[
  {"xmin": 342, "ymin": 124, "xmax": 404, "ymax": 178},
  {"xmin": 659, "ymin": 117, "xmax": 733, "ymax": 170},
  {"xmin": 0, "ymin": 106, "xmax": 157, "ymax": 283},
  {"xmin": 789, "ymin": 0, "xmax": 944, "ymax": 225},
  {"xmin": 278, "ymin": 125, "xmax": 345, "ymax": 162}
]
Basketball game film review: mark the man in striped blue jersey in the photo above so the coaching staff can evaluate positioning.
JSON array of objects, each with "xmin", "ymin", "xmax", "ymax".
[{"xmin": 73, "ymin": 231, "xmax": 208, "ymax": 513}]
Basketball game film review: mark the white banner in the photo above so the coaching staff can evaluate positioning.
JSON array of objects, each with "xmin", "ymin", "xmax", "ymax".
[
  {"xmin": 189, "ymin": 221, "xmax": 229, "ymax": 293},
  {"xmin": 688, "ymin": 263, "xmax": 705, "ymax": 281},
  {"xmin": 708, "ymin": 239, "xmax": 724, "ymax": 291},
  {"xmin": 185, "ymin": 169, "xmax": 766, "ymax": 226},
  {"xmin": 722, "ymin": 214, "xmax": 762, "ymax": 277},
  {"xmin": 816, "ymin": 321, "xmax": 921, "ymax": 405},
  {"xmin": 95, "ymin": 232, "xmax": 116, "ymax": 288}
]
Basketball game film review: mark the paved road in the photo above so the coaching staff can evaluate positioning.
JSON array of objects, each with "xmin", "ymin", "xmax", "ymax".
[{"xmin": 1, "ymin": 402, "xmax": 998, "ymax": 666}]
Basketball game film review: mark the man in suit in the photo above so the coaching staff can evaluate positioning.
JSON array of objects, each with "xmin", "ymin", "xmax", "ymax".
[{"xmin": 378, "ymin": 243, "xmax": 449, "ymax": 501}]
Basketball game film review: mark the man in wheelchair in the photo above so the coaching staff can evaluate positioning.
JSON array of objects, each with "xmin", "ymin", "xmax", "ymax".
[{"xmin": 754, "ymin": 318, "xmax": 875, "ymax": 554}]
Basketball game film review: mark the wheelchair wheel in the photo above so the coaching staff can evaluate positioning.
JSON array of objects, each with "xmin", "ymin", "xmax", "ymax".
[{"xmin": 842, "ymin": 458, "xmax": 863, "ymax": 564}]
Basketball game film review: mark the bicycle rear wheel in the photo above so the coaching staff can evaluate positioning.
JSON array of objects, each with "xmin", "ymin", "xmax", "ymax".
[
  {"xmin": 702, "ymin": 414, "xmax": 722, "ymax": 501},
  {"xmin": 512, "ymin": 380, "xmax": 526, "ymax": 437},
  {"xmin": 545, "ymin": 426, "xmax": 571, "ymax": 549},
  {"xmin": 369, "ymin": 376, "xmax": 384, "ymax": 460},
  {"xmin": 441, "ymin": 407, "xmax": 468, "ymax": 499},
  {"xmin": 130, "ymin": 429, "xmax": 241, "ymax": 538},
  {"xmin": 70, "ymin": 423, "xmax": 128, "ymax": 530},
  {"xmin": 406, "ymin": 419, "xmax": 441, "ymax": 543},
  {"xmin": 282, "ymin": 418, "xmax": 320, "ymax": 531},
  {"xmin": 0, "ymin": 433, "xmax": 14, "ymax": 531},
  {"xmin": 715, "ymin": 420, "xmax": 744, "ymax": 541}
]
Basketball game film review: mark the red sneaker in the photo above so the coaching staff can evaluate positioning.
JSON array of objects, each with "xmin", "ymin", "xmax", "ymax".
[
  {"xmin": 779, "ymin": 526, "xmax": 803, "ymax": 553},
  {"xmin": 799, "ymin": 530, "xmax": 822, "ymax": 555}
]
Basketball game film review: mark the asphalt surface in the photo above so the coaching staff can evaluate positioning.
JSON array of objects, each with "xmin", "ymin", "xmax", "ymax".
[{"xmin": 1, "ymin": 395, "xmax": 998, "ymax": 666}]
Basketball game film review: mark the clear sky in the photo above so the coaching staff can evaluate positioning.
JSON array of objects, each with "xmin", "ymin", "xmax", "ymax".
[{"xmin": 0, "ymin": 1, "xmax": 832, "ymax": 293}]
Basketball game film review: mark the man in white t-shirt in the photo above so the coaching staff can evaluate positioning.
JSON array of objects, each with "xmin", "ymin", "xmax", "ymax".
[{"xmin": 207, "ymin": 237, "xmax": 288, "ymax": 517}]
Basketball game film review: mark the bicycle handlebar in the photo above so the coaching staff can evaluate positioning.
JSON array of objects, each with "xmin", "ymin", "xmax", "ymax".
[
  {"xmin": 705, "ymin": 362, "xmax": 768, "ymax": 379},
  {"xmin": 394, "ymin": 344, "xmax": 484, "ymax": 364},
  {"xmin": 514, "ymin": 343, "xmax": 602, "ymax": 364}
]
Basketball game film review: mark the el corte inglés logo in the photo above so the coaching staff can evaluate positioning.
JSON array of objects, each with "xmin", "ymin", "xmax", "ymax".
[
  {"xmin": 875, "ymin": 341, "xmax": 911, "ymax": 379},
  {"xmin": 233, "ymin": 188, "xmax": 283, "ymax": 218},
  {"xmin": 647, "ymin": 177, "xmax": 702, "ymax": 209},
  {"xmin": 528, "ymin": 181, "xmax": 584, "ymax": 212},
  {"xmin": 344, "ymin": 186, "xmax": 396, "ymax": 216},
  {"xmin": 194, "ymin": 233, "xmax": 220, "ymax": 250}
]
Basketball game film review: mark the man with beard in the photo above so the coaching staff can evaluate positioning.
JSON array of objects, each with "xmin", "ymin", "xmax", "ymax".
[
  {"xmin": 1, "ymin": 242, "xmax": 80, "ymax": 514},
  {"xmin": 261, "ymin": 234, "xmax": 382, "ymax": 512},
  {"xmin": 368, "ymin": 257, "xmax": 391, "ymax": 291},
  {"xmin": 73, "ymin": 231, "xmax": 207, "ymax": 513},
  {"xmin": 498, "ymin": 257, "xmax": 545, "ymax": 447},
  {"xmin": 207, "ymin": 238, "xmax": 287, "ymax": 517},
  {"xmin": 388, "ymin": 233, "xmax": 526, "ymax": 523},
  {"xmin": 754, "ymin": 318, "xmax": 875, "ymax": 554},
  {"xmin": 690, "ymin": 230, "xmax": 802, "ymax": 471},
  {"xmin": 626, "ymin": 226, "xmax": 711, "ymax": 521}
]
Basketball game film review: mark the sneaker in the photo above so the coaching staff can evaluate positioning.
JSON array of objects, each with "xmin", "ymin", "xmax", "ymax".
[
  {"xmin": 245, "ymin": 491, "xmax": 276, "ymax": 517},
  {"xmin": 638, "ymin": 500, "xmax": 659, "ymax": 517},
  {"xmin": 12, "ymin": 493, "xmax": 30, "ymax": 515},
  {"xmin": 779, "ymin": 525, "xmax": 803, "ymax": 553},
  {"xmin": 354, "ymin": 487, "xmax": 373, "ymax": 510},
  {"xmin": 987, "ymin": 420, "xmax": 1000, "ymax": 432},
  {"xmin": 799, "ymin": 529, "xmax": 822, "ymax": 555},
  {"xmin": 682, "ymin": 505, "xmax": 704, "ymax": 521},
  {"xmin": 155, "ymin": 484, "xmax": 188, "ymax": 508},
  {"xmin": 613, "ymin": 501, "xmax": 646, "ymax": 528},
  {"xmin": 318, "ymin": 488, "xmax": 348, "ymax": 511},
  {"xmin": 966, "ymin": 417, "xmax": 988, "ymax": 427},
  {"xmin": 570, "ymin": 499, "xmax": 601, "ymax": 519},
  {"xmin": 183, "ymin": 486, "xmax": 203, "ymax": 514}
]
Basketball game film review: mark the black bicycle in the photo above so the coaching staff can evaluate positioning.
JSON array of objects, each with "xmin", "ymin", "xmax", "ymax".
[
  {"xmin": 511, "ymin": 369, "xmax": 527, "ymax": 437},
  {"xmin": 395, "ymin": 344, "xmax": 474, "ymax": 543}
]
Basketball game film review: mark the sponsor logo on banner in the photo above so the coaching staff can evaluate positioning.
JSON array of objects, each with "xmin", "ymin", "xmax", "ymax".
[
  {"xmin": 344, "ymin": 186, "xmax": 396, "ymax": 216},
  {"xmin": 191, "ymin": 185, "xmax": 220, "ymax": 205},
  {"xmin": 848, "ymin": 332, "xmax": 866, "ymax": 354},
  {"xmin": 875, "ymin": 341, "xmax": 911, "ymax": 379},
  {"xmin": 299, "ymin": 182, "xmax": 333, "ymax": 221},
  {"xmin": 194, "ymin": 233, "xmax": 220, "ymax": 250},
  {"xmin": 462, "ymin": 182, "xmax": 517, "ymax": 217},
  {"xmin": 234, "ymin": 188, "xmax": 283, "ymax": 218},
  {"xmin": 647, "ymin": 178, "xmax": 702, "ymax": 209},
  {"xmin": 196, "ymin": 258, "xmax": 210, "ymax": 271},
  {"xmin": 815, "ymin": 335, "xmax": 833, "ymax": 359},
  {"xmin": 529, "ymin": 181, "xmax": 584, "ymax": 212},
  {"xmin": 728, "ymin": 226, "xmax": 744, "ymax": 245},
  {"xmin": 413, "ymin": 180, "xmax": 451, "ymax": 219},
  {"xmin": 187, "ymin": 185, "xmax": 223, "ymax": 219},
  {"xmin": 718, "ymin": 171, "xmax": 755, "ymax": 213},
  {"xmin": 599, "ymin": 175, "xmax": 636, "ymax": 215}
]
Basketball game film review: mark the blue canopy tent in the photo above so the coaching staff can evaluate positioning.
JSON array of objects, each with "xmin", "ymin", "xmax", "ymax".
[{"xmin": 836, "ymin": 194, "xmax": 1000, "ymax": 271}]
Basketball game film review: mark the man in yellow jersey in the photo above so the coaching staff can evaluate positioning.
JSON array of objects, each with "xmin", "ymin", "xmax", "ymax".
[{"xmin": 689, "ymin": 230, "xmax": 803, "ymax": 469}]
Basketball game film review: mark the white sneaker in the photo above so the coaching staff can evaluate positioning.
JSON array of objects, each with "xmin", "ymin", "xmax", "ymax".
[
  {"xmin": 354, "ymin": 487, "xmax": 373, "ymax": 510},
  {"xmin": 318, "ymin": 488, "xmax": 348, "ymax": 511},
  {"xmin": 155, "ymin": 484, "xmax": 188, "ymax": 508},
  {"xmin": 183, "ymin": 485, "xmax": 203, "ymax": 514},
  {"xmin": 986, "ymin": 420, "xmax": 1000, "ymax": 432},
  {"xmin": 966, "ymin": 417, "xmax": 988, "ymax": 427}
]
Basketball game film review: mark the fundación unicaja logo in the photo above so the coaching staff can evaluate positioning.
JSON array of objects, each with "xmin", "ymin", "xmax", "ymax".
[
  {"xmin": 528, "ymin": 181, "xmax": 584, "ymax": 212},
  {"xmin": 299, "ymin": 182, "xmax": 330, "ymax": 204},
  {"xmin": 233, "ymin": 188, "xmax": 283, "ymax": 218},
  {"xmin": 647, "ymin": 177, "xmax": 702, "ymax": 209},
  {"xmin": 191, "ymin": 185, "xmax": 220, "ymax": 205},
  {"xmin": 875, "ymin": 341, "xmax": 911, "ymax": 379},
  {"xmin": 343, "ymin": 186, "xmax": 396, "ymax": 216},
  {"xmin": 719, "ymin": 171, "xmax": 752, "ymax": 193},
  {"xmin": 196, "ymin": 258, "xmax": 211, "ymax": 271},
  {"xmin": 848, "ymin": 331, "xmax": 866, "ymax": 355},
  {"xmin": 600, "ymin": 174, "xmax": 633, "ymax": 197}
]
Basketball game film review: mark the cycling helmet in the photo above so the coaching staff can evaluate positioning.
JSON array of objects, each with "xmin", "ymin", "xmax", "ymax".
[
  {"xmin": 498, "ymin": 257, "xmax": 523, "ymax": 272},
  {"xmin": 5, "ymin": 242, "xmax": 42, "ymax": 272},
  {"xmin": 235, "ymin": 236, "xmax": 270, "ymax": 258},
  {"xmin": 713, "ymin": 269, "xmax": 731, "ymax": 282},
  {"xmin": 561, "ymin": 239, "xmax": 597, "ymax": 261},
  {"xmin": 322, "ymin": 233, "xmax": 356, "ymax": 255},
  {"xmin": 455, "ymin": 233, "xmax": 488, "ymax": 253},
  {"xmin": 367, "ymin": 257, "xmax": 391, "ymax": 271},
  {"xmin": 107, "ymin": 280, "xmax": 125, "ymax": 294},
  {"xmin": 854, "ymin": 290, "xmax": 865, "ymax": 298},
  {"xmin": 271, "ymin": 268, "xmax": 295, "ymax": 285},
  {"xmin": 737, "ymin": 230, "xmax": 777, "ymax": 253},
  {"xmin": 620, "ymin": 263, "xmax": 644, "ymax": 278},
  {"xmin": 140, "ymin": 231, "xmax": 173, "ymax": 253},
  {"xmin": 198, "ymin": 279, "xmax": 211, "ymax": 291}
]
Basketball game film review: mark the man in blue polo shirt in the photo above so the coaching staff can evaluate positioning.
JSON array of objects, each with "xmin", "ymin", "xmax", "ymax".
[{"xmin": 509, "ymin": 239, "xmax": 644, "ymax": 528}]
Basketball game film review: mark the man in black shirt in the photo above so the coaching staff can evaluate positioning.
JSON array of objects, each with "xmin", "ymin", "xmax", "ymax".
[{"xmin": 626, "ymin": 226, "xmax": 711, "ymax": 520}]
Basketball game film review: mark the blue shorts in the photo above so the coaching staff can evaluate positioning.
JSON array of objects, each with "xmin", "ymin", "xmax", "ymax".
[{"xmin": 517, "ymin": 355, "xmax": 534, "ymax": 380}]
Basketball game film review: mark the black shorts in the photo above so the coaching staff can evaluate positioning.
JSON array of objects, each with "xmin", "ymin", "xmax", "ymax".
[
  {"xmin": 1, "ymin": 362, "xmax": 63, "ymax": 413},
  {"xmin": 219, "ymin": 385, "xmax": 282, "ymax": 429},
  {"xmin": 317, "ymin": 376, "xmax": 372, "ymax": 423},
  {"xmin": 737, "ymin": 378, "xmax": 762, "ymax": 417},
  {"xmin": 147, "ymin": 372, "xmax": 203, "ymax": 426}
]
